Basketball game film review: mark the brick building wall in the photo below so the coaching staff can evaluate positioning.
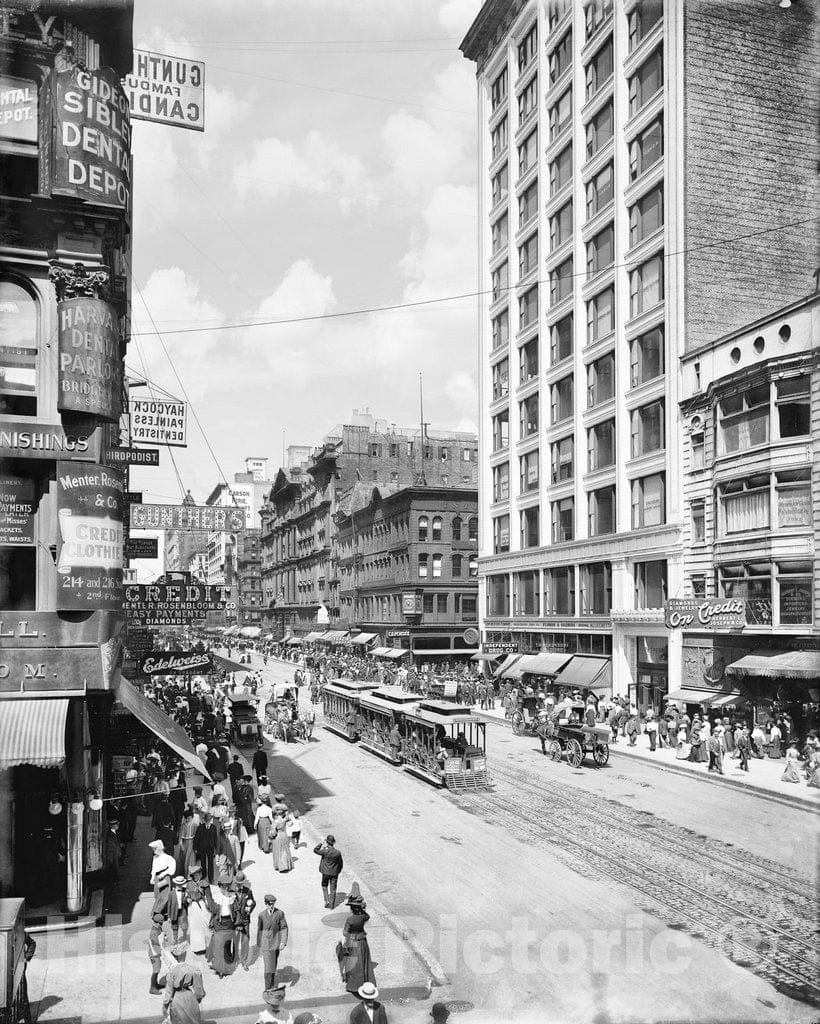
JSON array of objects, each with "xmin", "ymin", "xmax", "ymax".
[{"xmin": 683, "ymin": 0, "xmax": 820, "ymax": 352}]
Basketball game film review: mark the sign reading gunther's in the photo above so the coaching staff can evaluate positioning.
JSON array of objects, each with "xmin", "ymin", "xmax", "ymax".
[
  {"xmin": 58, "ymin": 298, "xmax": 121, "ymax": 420},
  {"xmin": 40, "ymin": 60, "xmax": 131, "ymax": 209},
  {"xmin": 56, "ymin": 461, "xmax": 124, "ymax": 611}
]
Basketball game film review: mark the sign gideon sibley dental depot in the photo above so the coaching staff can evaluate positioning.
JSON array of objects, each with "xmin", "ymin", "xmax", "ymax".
[{"xmin": 665, "ymin": 598, "xmax": 746, "ymax": 631}]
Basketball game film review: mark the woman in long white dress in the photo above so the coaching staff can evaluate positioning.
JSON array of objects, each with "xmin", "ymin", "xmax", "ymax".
[
  {"xmin": 675, "ymin": 724, "xmax": 690, "ymax": 760},
  {"xmin": 254, "ymin": 796, "xmax": 274, "ymax": 854},
  {"xmin": 185, "ymin": 865, "xmax": 213, "ymax": 955}
]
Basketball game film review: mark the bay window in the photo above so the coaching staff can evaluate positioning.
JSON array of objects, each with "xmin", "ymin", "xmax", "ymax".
[
  {"xmin": 491, "ymin": 163, "xmax": 509, "ymax": 207},
  {"xmin": 585, "ymin": 0, "xmax": 613, "ymax": 38},
  {"xmin": 487, "ymin": 573, "xmax": 510, "ymax": 616},
  {"xmin": 629, "ymin": 253, "xmax": 664, "ymax": 317},
  {"xmin": 549, "ymin": 89, "xmax": 572, "ymax": 141},
  {"xmin": 586, "ymin": 162, "xmax": 613, "ymax": 217},
  {"xmin": 492, "ymin": 309, "xmax": 509, "ymax": 350},
  {"xmin": 492, "ymin": 462, "xmax": 510, "ymax": 502},
  {"xmin": 492, "ymin": 409, "xmax": 509, "ymax": 451},
  {"xmin": 518, "ymin": 75, "xmax": 538, "ymax": 122},
  {"xmin": 520, "ymin": 506, "xmax": 540, "ymax": 548},
  {"xmin": 520, "ymin": 450, "xmax": 540, "ymax": 492},
  {"xmin": 628, "ymin": 48, "xmax": 663, "ymax": 115},
  {"xmin": 629, "ymin": 325, "xmax": 664, "ymax": 386},
  {"xmin": 587, "ymin": 418, "xmax": 615, "ymax": 470},
  {"xmin": 587, "ymin": 351, "xmax": 615, "ymax": 406},
  {"xmin": 776, "ymin": 470, "xmax": 812, "ymax": 528},
  {"xmin": 492, "ymin": 357, "xmax": 509, "ymax": 401},
  {"xmin": 550, "ymin": 313, "xmax": 573, "ymax": 363},
  {"xmin": 520, "ymin": 394, "xmax": 539, "ymax": 437},
  {"xmin": 491, "ymin": 116, "xmax": 508, "ymax": 160},
  {"xmin": 546, "ymin": 566, "xmax": 575, "ymax": 615},
  {"xmin": 631, "ymin": 472, "xmax": 666, "ymax": 527},
  {"xmin": 519, "ymin": 286, "xmax": 538, "ymax": 329},
  {"xmin": 519, "ymin": 233, "xmax": 538, "ymax": 277},
  {"xmin": 628, "ymin": 0, "xmax": 663, "ymax": 51},
  {"xmin": 549, "ymin": 31, "xmax": 572, "ymax": 83},
  {"xmin": 552, "ymin": 496, "xmax": 575, "ymax": 542},
  {"xmin": 718, "ymin": 475, "xmax": 770, "ymax": 536},
  {"xmin": 515, "ymin": 570, "xmax": 540, "ymax": 616},
  {"xmin": 493, "ymin": 514, "xmax": 510, "ymax": 553},
  {"xmin": 518, "ymin": 23, "xmax": 537, "ymax": 74},
  {"xmin": 492, "ymin": 261, "xmax": 509, "ymax": 302},
  {"xmin": 491, "ymin": 213, "xmax": 509, "ymax": 255},
  {"xmin": 587, "ymin": 286, "xmax": 614, "ymax": 341},
  {"xmin": 519, "ymin": 180, "xmax": 538, "ymax": 226},
  {"xmin": 550, "ymin": 145, "xmax": 572, "ymax": 195},
  {"xmin": 585, "ymin": 101, "xmax": 613, "ymax": 158},
  {"xmin": 717, "ymin": 384, "xmax": 769, "ymax": 454},
  {"xmin": 588, "ymin": 485, "xmax": 616, "ymax": 536},
  {"xmin": 519, "ymin": 338, "xmax": 538, "ymax": 382},
  {"xmin": 629, "ymin": 117, "xmax": 663, "ymax": 181},
  {"xmin": 634, "ymin": 560, "xmax": 667, "ymax": 608},
  {"xmin": 491, "ymin": 66, "xmax": 508, "ymax": 111},
  {"xmin": 518, "ymin": 130, "xmax": 538, "ymax": 176},
  {"xmin": 776, "ymin": 375, "xmax": 810, "ymax": 437},
  {"xmin": 629, "ymin": 183, "xmax": 664, "ymax": 247},
  {"xmin": 551, "ymin": 434, "xmax": 574, "ymax": 482},
  {"xmin": 551, "ymin": 374, "xmax": 574, "ymax": 423},
  {"xmin": 580, "ymin": 561, "xmax": 612, "ymax": 615},
  {"xmin": 777, "ymin": 563, "xmax": 814, "ymax": 626},
  {"xmin": 586, "ymin": 222, "xmax": 614, "ymax": 278},
  {"xmin": 550, "ymin": 201, "xmax": 573, "ymax": 251},
  {"xmin": 550, "ymin": 257, "xmax": 573, "ymax": 303},
  {"xmin": 585, "ymin": 38, "xmax": 613, "ymax": 99}
]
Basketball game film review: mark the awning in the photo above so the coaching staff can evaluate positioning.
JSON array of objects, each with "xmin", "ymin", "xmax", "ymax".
[
  {"xmin": 224, "ymin": 626, "xmax": 240, "ymax": 636},
  {"xmin": 263, "ymin": 633, "xmax": 275, "ymax": 641},
  {"xmin": 383, "ymin": 648, "xmax": 408, "ymax": 659},
  {"xmin": 554, "ymin": 656, "xmax": 611, "ymax": 692},
  {"xmin": 412, "ymin": 648, "xmax": 479, "ymax": 656},
  {"xmin": 117, "ymin": 678, "xmax": 209, "ymax": 777},
  {"xmin": 214, "ymin": 653, "xmax": 245, "ymax": 672},
  {"xmin": 240, "ymin": 626, "xmax": 261, "ymax": 638},
  {"xmin": 303, "ymin": 631, "xmax": 324, "ymax": 642},
  {"xmin": 369, "ymin": 646, "xmax": 390, "ymax": 657},
  {"xmin": 726, "ymin": 650, "xmax": 820, "ymax": 680},
  {"xmin": 665, "ymin": 687, "xmax": 722, "ymax": 704},
  {"xmin": 471, "ymin": 652, "xmax": 501, "ymax": 662},
  {"xmin": 496, "ymin": 653, "xmax": 523, "ymax": 678},
  {"xmin": 349, "ymin": 632, "xmax": 376, "ymax": 646},
  {"xmin": 516, "ymin": 652, "xmax": 574, "ymax": 677},
  {"xmin": 318, "ymin": 630, "xmax": 348, "ymax": 643},
  {"xmin": 0, "ymin": 698, "xmax": 69, "ymax": 770},
  {"xmin": 709, "ymin": 690, "xmax": 750, "ymax": 708},
  {"xmin": 286, "ymin": 637, "xmax": 303, "ymax": 646}
]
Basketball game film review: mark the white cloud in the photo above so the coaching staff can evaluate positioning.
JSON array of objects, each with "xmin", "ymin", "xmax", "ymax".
[
  {"xmin": 439, "ymin": 0, "xmax": 483, "ymax": 36},
  {"xmin": 233, "ymin": 131, "xmax": 375, "ymax": 213}
]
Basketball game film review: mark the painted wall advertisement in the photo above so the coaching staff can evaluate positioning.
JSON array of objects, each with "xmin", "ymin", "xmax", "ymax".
[
  {"xmin": 41, "ymin": 61, "xmax": 131, "ymax": 209},
  {"xmin": 124, "ymin": 50, "xmax": 205, "ymax": 131},
  {"xmin": 57, "ymin": 297, "xmax": 121, "ymax": 420},
  {"xmin": 0, "ymin": 75, "xmax": 37, "ymax": 143},
  {"xmin": 129, "ymin": 398, "xmax": 187, "ymax": 447},
  {"xmin": 56, "ymin": 461, "xmax": 124, "ymax": 611},
  {"xmin": 0, "ymin": 475, "xmax": 35, "ymax": 545}
]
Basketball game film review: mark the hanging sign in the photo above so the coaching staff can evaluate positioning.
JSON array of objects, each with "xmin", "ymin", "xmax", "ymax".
[
  {"xmin": 0, "ymin": 418, "xmax": 99, "ymax": 460},
  {"xmin": 130, "ymin": 503, "xmax": 245, "ymax": 532},
  {"xmin": 138, "ymin": 651, "xmax": 213, "ymax": 676},
  {"xmin": 129, "ymin": 399, "xmax": 187, "ymax": 447},
  {"xmin": 665, "ymin": 599, "xmax": 746, "ymax": 631},
  {"xmin": 56, "ymin": 462, "xmax": 125, "ymax": 611},
  {"xmin": 102, "ymin": 446, "xmax": 160, "ymax": 467},
  {"xmin": 57, "ymin": 297, "xmax": 122, "ymax": 420},
  {"xmin": 125, "ymin": 536, "xmax": 158, "ymax": 559},
  {"xmin": 125, "ymin": 581, "xmax": 232, "ymax": 626},
  {"xmin": 0, "ymin": 75, "xmax": 38, "ymax": 143},
  {"xmin": 124, "ymin": 491, "xmax": 143, "ymax": 504},
  {"xmin": 124, "ymin": 50, "xmax": 205, "ymax": 131},
  {"xmin": 44, "ymin": 63, "xmax": 131, "ymax": 209},
  {"xmin": 0, "ymin": 475, "xmax": 35, "ymax": 545}
]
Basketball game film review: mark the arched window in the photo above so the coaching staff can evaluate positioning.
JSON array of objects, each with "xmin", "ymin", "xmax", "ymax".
[
  {"xmin": 418, "ymin": 515, "xmax": 428, "ymax": 542},
  {"xmin": 432, "ymin": 554, "xmax": 442, "ymax": 578},
  {"xmin": 432, "ymin": 516, "xmax": 442, "ymax": 541},
  {"xmin": 452, "ymin": 516, "xmax": 462, "ymax": 540},
  {"xmin": 452, "ymin": 554, "xmax": 462, "ymax": 577},
  {"xmin": 0, "ymin": 278, "xmax": 38, "ymax": 416},
  {"xmin": 468, "ymin": 516, "xmax": 479, "ymax": 542}
]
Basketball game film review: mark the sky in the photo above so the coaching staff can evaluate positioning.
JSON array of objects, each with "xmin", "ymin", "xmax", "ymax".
[{"xmin": 128, "ymin": 0, "xmax": 485, "ymax": 537}]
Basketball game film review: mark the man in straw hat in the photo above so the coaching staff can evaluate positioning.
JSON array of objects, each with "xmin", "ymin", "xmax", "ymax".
[{"xmin": 349, "ymin": 982, "xmax": 388, "ymax": 1024}]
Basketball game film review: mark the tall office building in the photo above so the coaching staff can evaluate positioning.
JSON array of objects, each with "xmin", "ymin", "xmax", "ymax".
[{"xmin": 461, "ymin": 0, "xmax": 818, "ymax": 706}]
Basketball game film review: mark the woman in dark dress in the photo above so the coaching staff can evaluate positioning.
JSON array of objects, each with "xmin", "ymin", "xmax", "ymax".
[
  {"xmin": 206, "ymin": 879, "xmax": 238, "ymax": 978},
  {"xmin": 337, "ymin": 884, "xmax": 377, "ymax": 995}
]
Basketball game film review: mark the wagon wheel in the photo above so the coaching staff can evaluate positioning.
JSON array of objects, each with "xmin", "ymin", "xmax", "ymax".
[
  {"xmin": 548, "ymin": 739, "xmax": 563, "ymax": 762},
  {"xmin": 511, "ymin": 711, "xmax": 524, "ymax": 736},
  {"xmin": 593, "ymin": 742, "xmax": 610, "ymax": 766},
  {"xmin": 566, "ymin": 738, "xmax": 583, "ymax": 767}
]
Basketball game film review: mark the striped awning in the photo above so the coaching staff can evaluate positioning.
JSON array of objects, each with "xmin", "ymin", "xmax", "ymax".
[
  {"xmin": 303, "ymin": 631, "xmax": 324, "ymax": 642},
  {"xmin": 0, "ymin": 698, "xmax": 69, "ymax": 770},
  {"xmin": 554, "ymin": 656, "xmax": 611, "ymax": 692},
  {"xmin": 727, "ymin": 651, "xmax": 820, "ymax": 680},
  {"xmin": 349, "ymin": 633, "xmax": 376, "ymax": 646},
  {"xmin": 118, "ymin": 679, "xmax": 209, "ymax": 777}
]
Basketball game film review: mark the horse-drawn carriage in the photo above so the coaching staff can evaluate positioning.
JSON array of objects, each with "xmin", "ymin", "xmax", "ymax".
[
  {"xmin": 511, "ymin": 694, "xmax": 548, "ymax": 737},
  {"xmin": 544, "ymin": 699, "xmax": 610, "ymax": 767},
  {"xmin": 227, "ymin": 692, "xmax": 262, "ymax": 745}
]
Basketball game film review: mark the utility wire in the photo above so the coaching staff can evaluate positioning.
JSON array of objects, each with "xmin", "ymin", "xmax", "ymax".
[
  {"xmin": 206, "ymin": 62, "xmax": 473, "ymax": 116},
  {"xmin": 130, "ymin": 215, "xmax": 820, "ymax": 338}
]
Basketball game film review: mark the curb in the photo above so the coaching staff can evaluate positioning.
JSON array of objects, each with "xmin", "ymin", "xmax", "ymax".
[
  {"xmin": 471, "ymin": 708, "xmax": 820, "ymax": 812},
  {"xmin": 26, "ymin": 888, "xmax": 104, "ymax": 934},
  {"xmin": 299, "ymin": 818, "xmax": 449, "ymax": 988}
]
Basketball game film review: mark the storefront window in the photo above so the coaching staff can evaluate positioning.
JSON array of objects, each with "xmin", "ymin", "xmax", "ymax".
[
  {"xmin": 718, "ymin": 562, "xmax": 771, "ymax": 603},
  {"xmin": 777, "ymin": 563, "xmax": 813, "ymax": 625}
]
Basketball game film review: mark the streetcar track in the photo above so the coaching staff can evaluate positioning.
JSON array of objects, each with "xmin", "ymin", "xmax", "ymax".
[
  {"xmin": 477, "ymin": 776, "xmax": 820, "ymax": 1008},
  {"xmin": 490, "ymin": 760, "xmax": 813, "ymax": 903}
]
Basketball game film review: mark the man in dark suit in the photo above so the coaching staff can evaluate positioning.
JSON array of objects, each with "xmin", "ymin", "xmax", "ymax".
[
  {"xmin": 255, "ymin": 894, "xmax": 288, "ymax": 989},
  {"xmin": 193, "ymin": 812, "xmax": 219, "ymax": 884},
  {"xmin": 350, "ymin": 982, "xmax": 388, "ymax": 1023},
  {"xmin": 313, "ymin": 834, "xmax": 343, "ymax": 909},
  {"xmin": 252, "ymin": 742, "xmax": 268, "ymax": 783}
]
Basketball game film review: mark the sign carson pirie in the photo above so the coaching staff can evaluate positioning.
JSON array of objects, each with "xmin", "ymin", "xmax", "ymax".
[{"xmin": 138, "ymin": 651, "xmax": 213, "ymax": 676}]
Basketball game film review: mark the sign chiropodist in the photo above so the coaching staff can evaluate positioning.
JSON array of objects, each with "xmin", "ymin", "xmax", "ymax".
[
  {"xmin": 41, "ymin": 60, "xmax": 131, "ymax": 209},
  {"xmin": 56, "ymin": 461, "xmax": 124, "ymax": 611},
  {"xmin": 58, "ymin": 298, "xmax": 121, "ymax": 420}
]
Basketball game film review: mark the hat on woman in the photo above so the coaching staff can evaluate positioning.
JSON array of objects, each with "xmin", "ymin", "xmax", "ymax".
[
  {"xmin": 187, "ymin": 863, "xmax": 202, "ymax": 877},
  {"xmin": 346, "ymin": 882, "xmax": 364, "ymax": 905},
  {"xmin": 358, "ymin": 982, "xmax": 379, "ymax": 1000},
  {"xmin": 263, "ymin": 986, "xmax": 287, "ymax": 1006}
]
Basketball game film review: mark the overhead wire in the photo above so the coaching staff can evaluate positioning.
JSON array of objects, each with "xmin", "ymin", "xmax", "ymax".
[{"xmin": 129, "ymin": 214, "xmax": 820, "ymax": 338}]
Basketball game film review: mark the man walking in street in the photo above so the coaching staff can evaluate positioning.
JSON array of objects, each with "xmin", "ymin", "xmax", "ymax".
[
  {"xmin": 233, "ymin": 871, "xmax": 257, "ymax": 971},
  {"xmin": 256, "ymin": 894, "xmax": 288, "ymax": 989},
  {"xmin": 253, "ymin": 742, "xmax": 268, "ymax": 784},
  {"xmin": 707, "ymin": 730, "xmax": 724, "ymax": 774},
  {"xmin": 228, "ymin": 754, "xmax": 244, "ymax": 801},
  {"xmin": 737, "ymin": 726, "xmax": 751, "ymax": 772},
  {"xmin": 314, "ymin": 834, "xmax": 343, "ymax": 909}
]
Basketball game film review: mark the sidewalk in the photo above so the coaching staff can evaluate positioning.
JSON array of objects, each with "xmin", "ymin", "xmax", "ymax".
[
  {"xmin": 472, "ymin": 705, "xmax": 820, "ymax": 810},
  {"xmin": 26, "ymin": 721, "xmax": 447, "ymax": 1023}
]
